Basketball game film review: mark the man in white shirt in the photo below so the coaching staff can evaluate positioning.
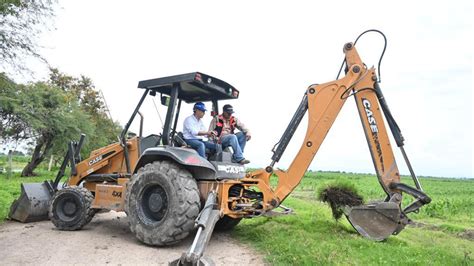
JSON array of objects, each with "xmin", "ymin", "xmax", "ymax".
[{"xmin": 183, "ymin": 102, "xmax": 216, "ymax": 158}]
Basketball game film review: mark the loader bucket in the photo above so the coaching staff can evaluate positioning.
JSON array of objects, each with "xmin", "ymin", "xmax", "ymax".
[
  {"xmin": 9, "ymin": 182, "xmax": 53, "ymax": 223},
  {"xmin": 346, "ymin": 201, "xmax": 402, "ymax": 241}
]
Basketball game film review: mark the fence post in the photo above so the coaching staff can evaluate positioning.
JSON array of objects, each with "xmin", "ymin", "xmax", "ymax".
[
  {"xmin": 7, "ymin": 150, "xmax": 13, "ymax": 179},
  {"xmin": 48, "ymin": 155, "xmax": 54, "ymax": 171}
]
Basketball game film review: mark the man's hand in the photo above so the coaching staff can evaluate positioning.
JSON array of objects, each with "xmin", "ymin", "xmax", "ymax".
[
  {"xmin": 246, "ymin": 134, "xmax": 251, "ymax": 141},
  {"xmin": 206, "ymin": 131, "xmax": 219, "ymax": 140},
  {"xmin": 198, "ymin": 131, "xmax": 215, "ymax": 137}
]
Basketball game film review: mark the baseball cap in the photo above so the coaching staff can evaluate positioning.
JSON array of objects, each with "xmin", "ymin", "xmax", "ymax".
[{"xmin": 223, "ymin": 104, "xmax": 234, "ymax": 114}]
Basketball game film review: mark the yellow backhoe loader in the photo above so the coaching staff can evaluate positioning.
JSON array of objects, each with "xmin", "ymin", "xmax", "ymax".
[{"xmin": 9, "ymin": 30, "xmax": 431, "ymax": 265}]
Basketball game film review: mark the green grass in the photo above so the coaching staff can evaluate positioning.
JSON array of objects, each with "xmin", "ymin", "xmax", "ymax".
[
  {"xmin": 0, "ymin": 154, "xmax": 30, "ymax": 170},
  {"xmin": 233, "ymin": 171, "xmax": 474, "ymax": 265}
]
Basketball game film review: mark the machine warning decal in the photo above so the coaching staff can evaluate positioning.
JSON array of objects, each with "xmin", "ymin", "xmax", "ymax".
[
  {"xmin": 217, "ymin": 165, "xmax": 245, "ymax": 174},
  {"xmin": 362, "ymin": 98, "xmax": 384, "ymax": 172}
]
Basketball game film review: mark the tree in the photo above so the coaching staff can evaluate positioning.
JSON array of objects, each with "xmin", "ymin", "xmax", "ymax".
[
  {"xmin": 48, "ymin": 68, "xmax": 122, "ymax": 160},
  {"xmin": 1, "ymin": 69, "xmax": 121, "ymax": 176},
  {"xmin": 0, "ymin": 73, "xmax": 27, "ymax": 141},
  {"xmin": 0, "ymin": 0, "xmax": 55, "ymax": 71},
  {"xmin": 19, "ymin": 82, "xmax": 94, "ymax": 176}
]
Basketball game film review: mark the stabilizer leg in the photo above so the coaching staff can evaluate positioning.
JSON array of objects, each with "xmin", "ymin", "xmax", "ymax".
[{"xmin": 170, "ymin": 191, "xmax": 221, "ymax": 266}]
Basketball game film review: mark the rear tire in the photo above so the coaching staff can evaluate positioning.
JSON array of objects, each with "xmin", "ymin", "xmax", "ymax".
[
  {"xmin": 215, "ymin": 215, "xmax": 242, "ymax": 231},
  {"xmin": 49, "ymin": 186, "xmax": 95, "ymax": 230},
  {"xmin": 125, "ymin": 161, "xmax": 200, "ymax": 246}
]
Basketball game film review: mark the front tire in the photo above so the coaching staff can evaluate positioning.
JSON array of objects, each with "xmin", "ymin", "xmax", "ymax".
[
  {"xmin": 49, "ymin": 186, "xmax": 95, "ymax": 230},
  {"xmin": 125, "ymin": 161, "xmax": 200, "ymax": 246}
]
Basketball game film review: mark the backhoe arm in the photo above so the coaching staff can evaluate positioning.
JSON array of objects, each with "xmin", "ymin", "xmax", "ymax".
[
  {"xmin": 253, "ymin": 42, "xmax": 400, "ymax": 203},
  {"xmin": 245, "ymin": 41, "xmax": 431, "ymax": 241}
]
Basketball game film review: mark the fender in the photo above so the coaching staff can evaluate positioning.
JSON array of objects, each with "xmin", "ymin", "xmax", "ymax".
[{"xmin": 134, "ymin": 146, "xmax": 216, "ymax": 180}]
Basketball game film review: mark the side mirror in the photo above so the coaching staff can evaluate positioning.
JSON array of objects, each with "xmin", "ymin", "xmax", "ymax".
[{"xmin": 161, "ymin": 95, "xmax": 170, "ymax": 106}]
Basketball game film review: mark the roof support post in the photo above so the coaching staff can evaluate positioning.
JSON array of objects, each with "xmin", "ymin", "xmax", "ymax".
[{"xmin": 162, "ymin": 83, "xmax": 179, "ymax": 145}]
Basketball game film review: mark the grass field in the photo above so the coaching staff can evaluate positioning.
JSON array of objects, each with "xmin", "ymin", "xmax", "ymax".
[
  {"xmin": 233, "ymin": 172, "xmax": 474, "ymax": 265},
  {"xmin": 1, "ymin": 156, "xmax": 473, "ymax": 265}
]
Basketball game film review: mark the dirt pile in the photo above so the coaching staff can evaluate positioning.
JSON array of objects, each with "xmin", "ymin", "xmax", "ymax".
[{"xmin": 318, "ymin": 186, "xmax": 363, "ymax": 220}]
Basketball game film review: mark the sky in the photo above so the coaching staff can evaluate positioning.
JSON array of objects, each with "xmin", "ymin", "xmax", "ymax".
[{"xmin": 11, "ymin": 1, "xmax": 474, "ymax": 178}]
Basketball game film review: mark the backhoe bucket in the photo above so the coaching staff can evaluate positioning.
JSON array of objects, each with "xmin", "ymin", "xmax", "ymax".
[
  {"xmin": 346, "ymin": 201, "xmax": 402, "ymax": 241},
  {"xmin": 9, "ymin": 182, "xmax": 53, "ymax": 223}
]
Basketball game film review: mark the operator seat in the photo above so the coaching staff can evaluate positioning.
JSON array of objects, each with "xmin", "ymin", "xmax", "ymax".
[
  {"xmin": 208, "ymin": 146, "xmax": 233, "ymax": 163},
  {"xmin": 139, "ymin": 134, "xmax": 161, "ymax": 155}
]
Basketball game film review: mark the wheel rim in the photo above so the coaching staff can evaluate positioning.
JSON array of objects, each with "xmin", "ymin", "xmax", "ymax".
[
  {"xmin": 55, "ymin": 194, "xmax": 81, "ymax": 222},
  {"xmin": 140, "ymin": 184, "xmax": 168, "ymax": 222}
]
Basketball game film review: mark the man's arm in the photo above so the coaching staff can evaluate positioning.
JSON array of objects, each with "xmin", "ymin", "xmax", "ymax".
[
  {"xmin": 208, "ymin": 117, "xmax": 217, "ymax": 132},
  {"xmin": 235, "ymin": 117, "xmax": 251, "ymax": 140},
  {"xmin": 184, "ymin": 116, "xmax": 212, "ymax": 138},
  {"xmin": 198, "ymin": 119, "xmax": 213, "ymax": 137},
  {"xmin": 184, "ymin": 117, "xmax": 199, "ymax": 136}
]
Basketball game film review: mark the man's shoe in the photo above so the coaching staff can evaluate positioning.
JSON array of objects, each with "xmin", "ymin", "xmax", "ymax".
[{"xmin": 238, "ymin": 158, "xmax": 250, "ymax": 164}]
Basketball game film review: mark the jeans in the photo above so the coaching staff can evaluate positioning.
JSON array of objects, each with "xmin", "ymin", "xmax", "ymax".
[
  {"xmin": 184, "ymin": 139, "xmax": 217, "ymax": 158},
  {"xmin": 220, "ymin": 132, "xmax": 247, "ymax": 162}
]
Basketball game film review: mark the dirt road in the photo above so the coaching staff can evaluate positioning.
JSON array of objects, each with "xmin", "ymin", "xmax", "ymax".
[{"xmin": 0, "ymin": 211, "xmax": 264, "ymax": 265}]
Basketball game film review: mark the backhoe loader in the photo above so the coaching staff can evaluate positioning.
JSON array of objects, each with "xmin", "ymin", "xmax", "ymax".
[{"xmin": 9, "ymin": 30, "xmax": 431, "ymax": 265}]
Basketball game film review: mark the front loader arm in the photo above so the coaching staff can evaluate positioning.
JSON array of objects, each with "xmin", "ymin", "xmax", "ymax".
[{"xmin": 67, "ymin": 137, "xmax": 140, "ymax": 187}]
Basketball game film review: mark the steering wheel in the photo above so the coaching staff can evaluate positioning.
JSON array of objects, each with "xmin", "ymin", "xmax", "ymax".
[{"xmin": 169, "ymin": 129, "xmax": 187, "ymax": 147}]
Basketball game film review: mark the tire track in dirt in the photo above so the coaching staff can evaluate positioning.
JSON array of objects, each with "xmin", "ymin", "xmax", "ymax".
[{"xmin": 0, "ymin": 211, "xmax": 264, "ymax": 265}]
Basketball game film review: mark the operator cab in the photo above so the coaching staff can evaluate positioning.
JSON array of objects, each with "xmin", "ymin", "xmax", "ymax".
[{"xmin": 132, "ymin": 72, "xmax": 245, "ymax": 180}]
